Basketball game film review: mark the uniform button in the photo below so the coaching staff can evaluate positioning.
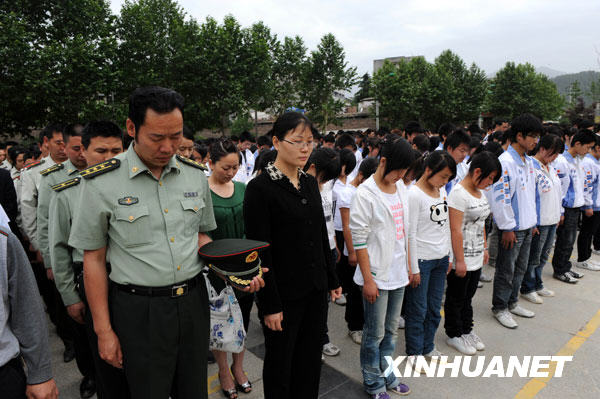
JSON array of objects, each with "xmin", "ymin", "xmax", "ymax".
[
  {"xmin": 301, "ymin": 198, "xmax": 308, "ymax": 205},
  {"xmin": 132, "ymin": 167, "xmax": 138, "ymax": 172},
  {"xmin": 193, "ymin": 206, "xmax": 198, "ymax": 211},
  {"xmin": 164, "ymin": 208, "xmax": 168, "ymax": 213},
  {"xmin": 177, "ymin": 265, "xmax": 181, "ymax": 271},
  {"xmin": 128, "ymin": 216, "xmax": 134, "ymax": 221},
  {"xmin": 159, "ymin": 181, "xmax": 163, "ymax": 186},
  {"xmin": 170, "ymin": 237, "xmax": 175, "ymax": 243}
]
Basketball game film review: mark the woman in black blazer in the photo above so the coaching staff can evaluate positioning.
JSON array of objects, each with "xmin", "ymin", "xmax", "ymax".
[{"xmin": 244, "ymin": 112, "xmax": 341, "ymax": 399}]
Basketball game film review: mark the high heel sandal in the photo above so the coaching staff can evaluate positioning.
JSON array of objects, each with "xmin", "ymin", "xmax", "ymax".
[
  {"xmin": 219, "ymin": 371, "xmax": 238, "ymax": 399},
  {"xmin": 231, "ymin": 367, "xmax": 252, "ymax": 394}
]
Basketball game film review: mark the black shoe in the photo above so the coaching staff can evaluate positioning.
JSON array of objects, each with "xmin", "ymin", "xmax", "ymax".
[
  {"xmin": 79, "ymin": 375, "xmax": 96, "ymax": 399},
  {"xmin": 63, "ymin": 341, "xmax": 75, "ymax": 363},
  {"xmin": 567, "ymin": 270, "xmax": 584, "ymax": 279},
  {"xmin": 553, "ymin": 273, "xmax": 578, "ymax": 284},
  {"xmin": 207, "ymin": 351, "xmax": 216, "ymax": 364}
]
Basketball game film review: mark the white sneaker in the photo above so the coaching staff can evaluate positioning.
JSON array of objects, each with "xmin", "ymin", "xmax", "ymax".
[
  {"xmin": 446, "ymin": 336, "xmax": 476, "ymax": 355},
  {"xmin": 423, "ymin": 348, "xmax": 446, "ymax": 364},
  {"xmin": 398, "ymin": 315, "xmax": 405, "ymax": 329},
  {"xmin": 335, "ymin": 294, "xmax": 347, "ymax": 306},
  {"xmin": 521, "ymin": 292, "xmax": 543, "ymax": 304},
  {"xmin": 477, "ymin": 281, "xmax": 483, "ymax": 288},
  {"xmin": 575, "ymin": 261, "xmax": 600, "ymax": 271},
  {"xmin": 462, "ymin": 332, "xmax": 485, "ymax": 351},
  {"xmin": 537, "ymin": 288, "xmax": 555, "ymax": 297},
  {"xmin": 509, "ymin": 304, "xmax": 535, "ymax": 318},
  {"xmin": 494, "ymin": 310, "xmax": 518, "ymax": 329},
  {"xmin": 479, "ymin": 272, "xmax": 492, "ymax": 282},
  {"xmin": 322, "ymin": 343, "xmax": 340, "ymax": 356},
  {"xmin": 593, "ymin": 249, "xmax": 600, "ymax": 256},
  {"xmin": 348, "ymin": 330, "xmax": 362, "ymax": 345}
]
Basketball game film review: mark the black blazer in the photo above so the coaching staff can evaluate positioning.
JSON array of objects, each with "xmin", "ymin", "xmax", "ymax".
[
  {"xmin": 244, "ymin": 169, "xmax": 339, "ymax": 315},
  {"xmin": 0, "ymin": 169, "xmax": 20, "ymax": 238}
]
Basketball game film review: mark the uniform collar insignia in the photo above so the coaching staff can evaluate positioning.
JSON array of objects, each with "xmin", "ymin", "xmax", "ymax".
[{"xmin": 118, "ymin": 196, "xmax": 139, "ymax": 205}]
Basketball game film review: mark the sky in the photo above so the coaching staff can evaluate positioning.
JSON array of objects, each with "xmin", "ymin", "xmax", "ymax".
[{"xmin": 109, "ymin": 0, "xmax": 600, "ymax": 77}]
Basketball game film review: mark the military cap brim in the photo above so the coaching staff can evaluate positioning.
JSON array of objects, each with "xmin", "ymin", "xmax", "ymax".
[{"xmin": 198, "ymin": 239, "xmax": 269, "ymax": 289}]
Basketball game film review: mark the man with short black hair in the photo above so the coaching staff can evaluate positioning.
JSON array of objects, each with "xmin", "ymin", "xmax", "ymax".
[
  {"xmin": 444, "ymin": 129, "xmax": 471, "ymax": 193},
  {"xmin": 234, "ymin": 131, "xmax": 255, "ymax": 183},
  {"xmin": 404, "ymin": 121, "xmax": 422, "ymax": 143},
  {"xmin": 50, "ymin": 121, "xmax": 127, "ymax": 399},
  {"xmin": 552, "ymin": 129, "xmax": 597, "ymax": 283},
  {"xmin": 489, "ymin": 114, "xmax": 542, "ymax": 329},
  {"xmin": 177, "ymin": 125, "xmax": 195, "ymax": 160},
  {"xmin": 69, "ymin": 87, "xmax": 264, "ymax": 399}
]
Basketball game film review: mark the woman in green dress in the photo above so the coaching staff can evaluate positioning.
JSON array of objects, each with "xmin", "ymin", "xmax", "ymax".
[{"xmin": 207, "ymin": 139, "xmax": 253, "ymax": 399}]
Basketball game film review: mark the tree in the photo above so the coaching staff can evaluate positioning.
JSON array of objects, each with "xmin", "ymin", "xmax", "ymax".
[
  {"xmin": 242, "ymin": 22, "xmax": 277, "ymax": 132},
  {"xmin": 301, "ymin": 33, "xmax": 357, "ymax": 129},
  {"xmin": 1, "ymin": 1, "xmax": 118, "ymax": 135},
  {"xmin": 567, "ymin": 81, "xmax": 583, "ymax": 108},
  {"xmin": 487, "ymin": 62, "xmax": 564, "ymax": 120},
  {"xmin": 372, "ymin": 51, "xmax": 488, "ymax": 129},
  {"xmin": 269, "ymin": 36, "xmax": 308, "ymax": 116},
  {"xmin": 354, "ymin": 73, "xmax": 372, "ymax": 103},
  {"xmin": 589, "ymin": 78, "xmax": 600, "ymax": 104}
]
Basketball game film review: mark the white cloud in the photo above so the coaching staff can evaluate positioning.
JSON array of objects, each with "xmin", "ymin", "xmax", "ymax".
[{"xmin": 109, "ymin": 0, "xmax": 600, "ymax": 76}]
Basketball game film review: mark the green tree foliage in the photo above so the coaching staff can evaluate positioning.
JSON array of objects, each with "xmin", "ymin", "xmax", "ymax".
[
  {"xmin": 269, "ymin": 36, "xmax": 308, "ymax": 116},
  {"xmin": 301, "ymin": 33, "xmax": 357, "ymax": 129},
  {"xmin": 1, "ymin": 0, "xmax": 117, "ymax": 136},
  {"xmin": 354, "ymin": 73, "xmax": 372, "ymax": 102},
  {"xmin": 487, "ymin": 62, "xmax": 564, "ymax": 120},
  {"xmin": 372, "ymin": 51, "xmax": 487, "ymax": 129}
]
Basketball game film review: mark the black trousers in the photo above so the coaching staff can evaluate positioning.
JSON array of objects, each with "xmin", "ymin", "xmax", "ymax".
[
  {"xmin": 261, "ymin": 290, "xmax": 327, "ymax": 399},
  {"xmin": 110, "ymin": 279, "xmax": 209, "ymax": 399},
  {"xmin": 0, "ymin": 358, "xmax": 26, "ymax": 399},
  {"xmin": 577, "ymin": 211, "xmax": 600, "ymax": 262},
  {"xmin": 84, "ymin": 302, "xmax": 130, "ymax": 399},
  {"xmin": 444, "ymin": 268, "xmax": 481, "ymax": 338},
  {"xmin": 552, "ymin": 207, "xmax": 580, "ymax": 274},
  {"xmin": 335, "ymin": 230, "xmax": 364, "ymax": 331},
  {"xmin": 30, "ymin": 262, "xmax": 73, "ymax": 345}
]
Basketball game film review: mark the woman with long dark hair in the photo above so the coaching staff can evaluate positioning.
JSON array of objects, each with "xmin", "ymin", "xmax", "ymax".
[{"xmin": 243, "ymin": 112, "xmax": 341, "ymax": 399}]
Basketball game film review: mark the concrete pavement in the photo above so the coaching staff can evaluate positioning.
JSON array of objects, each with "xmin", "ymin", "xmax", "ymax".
[{"xmin": 48, "ymin": 251, "xmax": 600, "ymax": 398}]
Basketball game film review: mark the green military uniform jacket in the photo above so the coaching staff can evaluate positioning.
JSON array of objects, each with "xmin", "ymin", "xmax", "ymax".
[
  {"xmin": 69, "ymin": 145, "xmax": 217, "ymax": 286},
  {"xmin": 48, "ymin": 169, "xmax": 85, "ymax": 306},
  {"xmin": 37, "ymin": 159, "xmax": 80, "ymax": 269}
]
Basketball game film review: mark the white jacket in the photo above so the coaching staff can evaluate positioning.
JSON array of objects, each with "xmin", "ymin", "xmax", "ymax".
[
  {"xmin": 489, "ymin": 145, "xmax": 537, "ymax": 231},
  {"xmin": 350, "ymin": 176, "xmax": 410, "ymax": 282}
]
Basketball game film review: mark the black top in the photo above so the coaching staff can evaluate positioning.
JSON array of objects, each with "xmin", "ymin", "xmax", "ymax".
[{"xmin": 244, "ymin": 164, "xmax": 339, "ymax": 315}]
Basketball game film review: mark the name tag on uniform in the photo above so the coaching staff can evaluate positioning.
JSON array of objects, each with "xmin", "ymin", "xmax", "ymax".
[
  {"xmin": 184, "ymin": 192, "xmax": 198, "ymax": 198},
  {"xmin": 118, "ymin": 196, "xmax": 139, "ymax": 205}
]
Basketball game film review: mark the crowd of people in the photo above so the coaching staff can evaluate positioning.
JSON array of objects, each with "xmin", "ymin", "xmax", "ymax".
[{"xmin": 1, "ymin": 85, "xmax": 600, "ymax": 399}]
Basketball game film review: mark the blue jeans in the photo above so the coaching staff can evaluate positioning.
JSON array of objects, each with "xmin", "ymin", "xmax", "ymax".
[
  {"xmin": 492, "ymin": 228, "xmax": 532, "ymax": 312},
  {"xmin": 521, "ymin": 225, "xmax": 557, "ymax": 294},
  {"xmin": 360, "ymin": 287, "xmax": 405, "ymax": 395},
  {"xmin": 404, "ymin": 257, "xmax": 448, "ymax": 355}
]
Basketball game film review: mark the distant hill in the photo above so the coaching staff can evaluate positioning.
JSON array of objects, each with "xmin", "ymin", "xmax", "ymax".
[
  {"xmin": 536, "ymin": 66, "xmax": 567, "ymax": 79},
  {"xmin": 551, "ymin": 71, "xmax": 600, "ymax": 105}
]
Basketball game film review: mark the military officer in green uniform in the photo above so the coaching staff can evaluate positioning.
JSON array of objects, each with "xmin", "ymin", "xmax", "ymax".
[
  {"xmin": 49, "ymin": 121, "xmax": 128, "ymax": 399},
  {"xmin": 69, "ymin": 87, "xmax": 265, "ymax": 399}
]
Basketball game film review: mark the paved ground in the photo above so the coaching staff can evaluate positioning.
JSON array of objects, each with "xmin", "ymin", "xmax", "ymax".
[{"xmin": 50, "ymin": 249, "xmax": 600, "ymax": 399}]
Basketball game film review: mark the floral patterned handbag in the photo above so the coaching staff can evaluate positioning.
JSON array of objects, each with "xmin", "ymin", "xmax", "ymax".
[{"xmin": 205, "ymin": 276, "xmax": 246, "ymax": 353}]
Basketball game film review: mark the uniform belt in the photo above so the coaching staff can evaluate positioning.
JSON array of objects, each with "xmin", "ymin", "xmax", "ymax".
[{"xmin": 114, "ymin": 273, "xmax": 202, "ymax": 298}]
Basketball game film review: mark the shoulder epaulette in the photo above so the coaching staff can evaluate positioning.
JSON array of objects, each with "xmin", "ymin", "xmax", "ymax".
[
  {"xmin": 40, "ymin": 163, "xmax": 64, "ymax": 176},
  {"xmin": 176, "ymin": 155, "xmax": 207, "ymax": 171},
  {"xmin": 23, "ymin": 159, "xmax": 45, "ymax": 170},
  {"xmin": 79, "ymin": 158, "xmax": 121, "ymax": 179},
  {"xmin": 52, "ymin": 177, "xmax": 81, "ymax": 192}
]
